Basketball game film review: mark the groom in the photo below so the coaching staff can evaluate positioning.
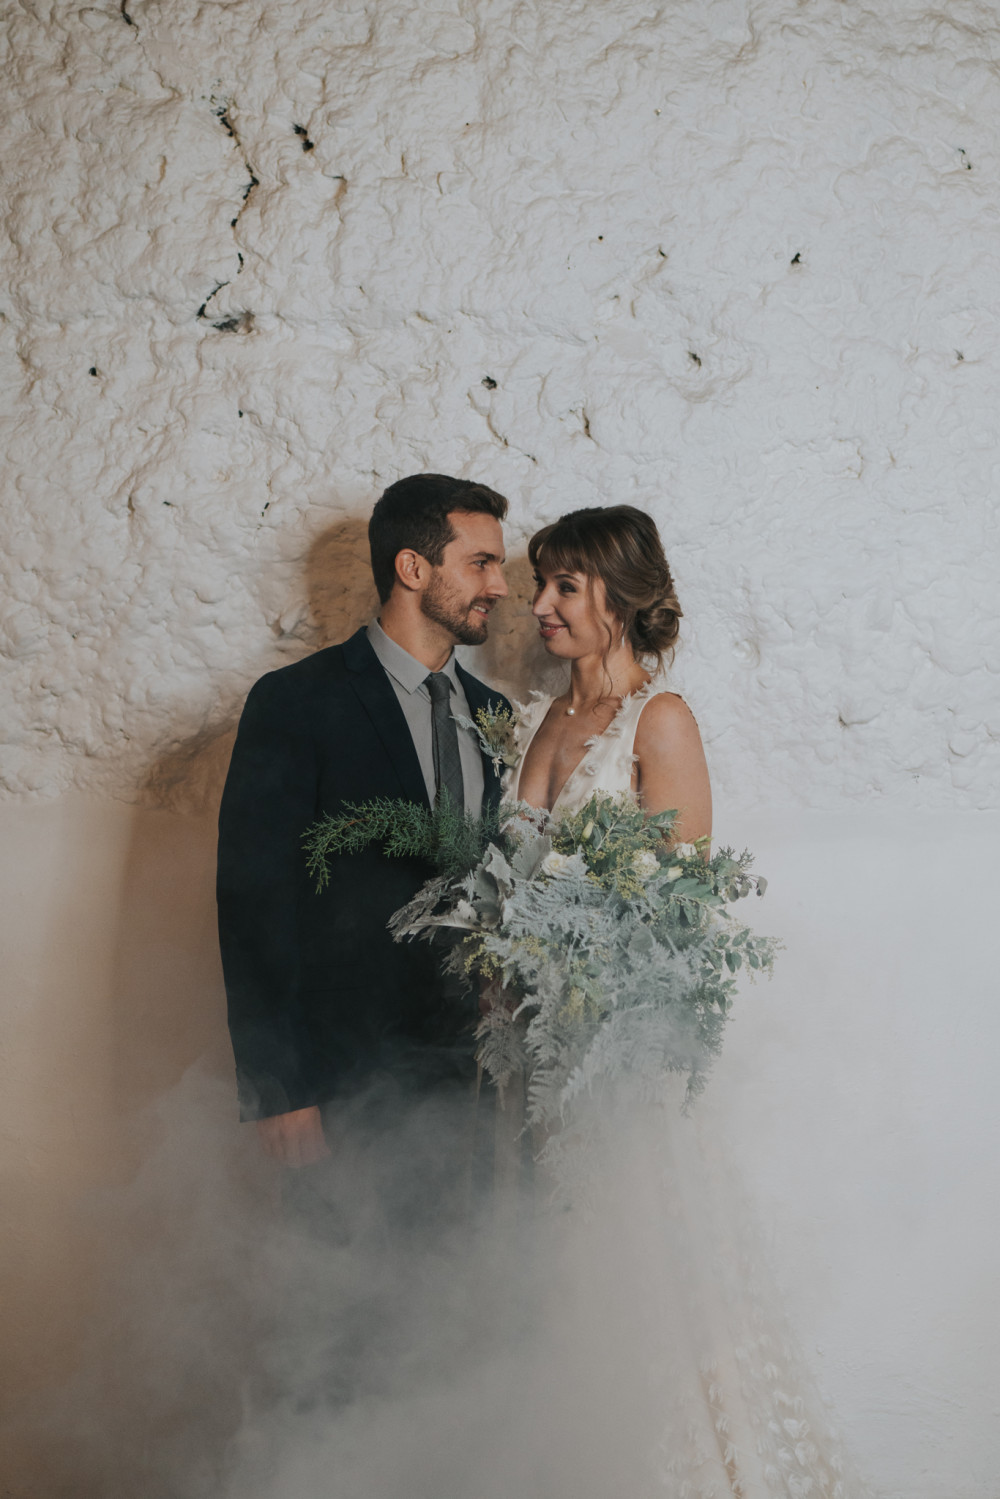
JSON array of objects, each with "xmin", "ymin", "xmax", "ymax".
[{"xmin": 217, "ymin": 474, "xmax": 510, "ymax": 1168}]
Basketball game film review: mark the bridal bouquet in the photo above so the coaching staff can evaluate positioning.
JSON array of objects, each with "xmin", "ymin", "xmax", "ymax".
[{"xmin": 303, "ymin": 789, "xmax": 777, "ymax": 1128}]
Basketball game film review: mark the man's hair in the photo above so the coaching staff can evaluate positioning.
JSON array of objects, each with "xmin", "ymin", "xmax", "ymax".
[{"xmin": 368, "ymin": 473, "xmax": 508, "ymax": 603}]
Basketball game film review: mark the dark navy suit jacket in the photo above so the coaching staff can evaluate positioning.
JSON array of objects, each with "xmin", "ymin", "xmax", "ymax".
[{"xmin": 217, "ymin": 627, "xmax": 510, "ymax": 1120}]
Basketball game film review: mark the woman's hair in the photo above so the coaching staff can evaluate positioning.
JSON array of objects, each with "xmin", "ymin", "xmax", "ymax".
[{"xmin": 528, "ymin": 505, "xmax": 682, "ymax": 669}]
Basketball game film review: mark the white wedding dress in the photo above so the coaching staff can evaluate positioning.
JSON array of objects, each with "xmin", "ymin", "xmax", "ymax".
[{"xmin": 501, "ymin": 687, "xmax": 869, "ymax": 1499}]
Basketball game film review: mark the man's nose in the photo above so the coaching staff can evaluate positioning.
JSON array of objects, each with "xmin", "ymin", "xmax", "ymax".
[{"xmin": 488, "ymin": 566, "xmax": 508, "ymax": 597}]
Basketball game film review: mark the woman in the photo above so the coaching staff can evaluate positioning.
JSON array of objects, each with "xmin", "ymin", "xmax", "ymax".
[
  {"xmin": 504, "ymin": 505, "xmax": 867, "ymax": 1499},
  {"xmin": 513, "ymin": 505, "xmax": 711, "ymax": 844}
]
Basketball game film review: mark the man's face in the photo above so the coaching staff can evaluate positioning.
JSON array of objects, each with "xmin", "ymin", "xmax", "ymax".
[{"xmin": 419, "ymin": 510, "xmax": 508, "ymax": 645}]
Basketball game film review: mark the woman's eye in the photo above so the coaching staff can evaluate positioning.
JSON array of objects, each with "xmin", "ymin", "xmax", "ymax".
[{"xmin": 559, "ymin": 583, "xmax": 576, "ymax": 594}]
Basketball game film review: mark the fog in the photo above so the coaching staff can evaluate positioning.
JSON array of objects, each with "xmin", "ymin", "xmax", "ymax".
[
  {"xmin": 6, "ymin": 1045, "xmax": 867, "ymax": 1499},
  {"xmin": 2, "ymin": 804, "xmax": 999, "ymax": 1497}
]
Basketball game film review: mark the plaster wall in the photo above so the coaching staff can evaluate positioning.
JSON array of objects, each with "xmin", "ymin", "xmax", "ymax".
[{"xmin": 1, "ymin": 1, "xmax": 998, "ymax": 1494}]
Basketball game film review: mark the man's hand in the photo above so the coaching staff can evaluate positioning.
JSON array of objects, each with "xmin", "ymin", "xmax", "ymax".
[{"xmin": 256, "ymin": 1105, "xmax": 330, "ymax": 1168}]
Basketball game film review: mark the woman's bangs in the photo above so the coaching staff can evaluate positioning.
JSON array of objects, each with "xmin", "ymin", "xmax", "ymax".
[{"xmin": 532, "ymin": 531, "xmax": 592, "ymax": 579}]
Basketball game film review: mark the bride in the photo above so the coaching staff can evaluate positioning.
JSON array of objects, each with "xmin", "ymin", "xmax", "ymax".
[
  {"xmin": 513, "ymin": 504, "xmax": 710, "ymax": 838},
  {"xmin": 503, "ymin": 504, "xmax": 867, "ymax": 1499}
]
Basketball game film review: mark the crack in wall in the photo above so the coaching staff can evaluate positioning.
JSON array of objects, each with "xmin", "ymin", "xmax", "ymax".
[
  {"xmin": 212, "ymin": 99, "xmax": 260, "ymax": 230},
  {"xmin": 192, "ymin": 99, "xmax": 260, "ymax": 328}
]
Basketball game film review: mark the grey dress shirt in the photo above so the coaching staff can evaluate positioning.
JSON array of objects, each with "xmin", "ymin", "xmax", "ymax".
[{"xmin": 366, "ymin": 619, "xmax": 485, "ymax": 815}]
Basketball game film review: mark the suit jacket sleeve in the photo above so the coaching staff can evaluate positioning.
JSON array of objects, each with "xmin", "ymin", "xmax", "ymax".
[{"xmin": 217, "ymin": 670, "xmax": 318, "ymax": 1120}]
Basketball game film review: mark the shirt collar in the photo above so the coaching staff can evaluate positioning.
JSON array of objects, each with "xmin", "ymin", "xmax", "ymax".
[{"xmin": 366, "ymin": 618, "xmax": 459, "ymax": 696}]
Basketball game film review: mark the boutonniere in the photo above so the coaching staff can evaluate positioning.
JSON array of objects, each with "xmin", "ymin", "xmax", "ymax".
[{"xmin": 453, "ymin": 702, "xmax": 520, "ymax": 776}]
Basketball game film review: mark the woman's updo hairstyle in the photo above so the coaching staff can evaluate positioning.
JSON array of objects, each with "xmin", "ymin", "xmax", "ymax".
[{"xmin": 528, "ymin": 505, "xmax": 682, "ymax": 670}]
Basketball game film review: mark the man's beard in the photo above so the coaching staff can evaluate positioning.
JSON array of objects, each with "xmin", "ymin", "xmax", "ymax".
[{"xmin": 420, "ymin": 572, "xmax": 492, "ymax": 645}]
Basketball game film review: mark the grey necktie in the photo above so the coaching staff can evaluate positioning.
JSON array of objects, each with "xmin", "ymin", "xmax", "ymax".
[{"xmin": 425, "ymin": 672, "xmax": 465, "ymax": 812}]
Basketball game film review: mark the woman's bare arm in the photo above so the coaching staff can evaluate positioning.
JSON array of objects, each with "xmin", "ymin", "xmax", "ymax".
[{"xmin": 634, "ymin": 692, "xmax": 712, "ymax": 846}]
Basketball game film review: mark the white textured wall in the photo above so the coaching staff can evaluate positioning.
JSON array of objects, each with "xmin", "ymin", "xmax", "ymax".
[
  {"xmin": 2, "ymin": 2, "xmax": 999, "ymax": 1495},
  {"xmin": 2, "ymin": 0, "xmax": 997, "ymax": 808}
]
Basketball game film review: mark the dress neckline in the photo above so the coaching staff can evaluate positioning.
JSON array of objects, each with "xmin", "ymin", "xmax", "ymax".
[{"xmin": 515, "ymin": 678, "xmax": 657, "ymax": 813}]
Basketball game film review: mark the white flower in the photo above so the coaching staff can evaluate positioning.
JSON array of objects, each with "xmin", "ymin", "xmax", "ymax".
[
  {"xmin": 632, "ymin": 850, "xmax": 660, "ymax": 881},
  {"xmin": 665, "ymin": 866, "xmax": 684, "ymax": 882},
  {"xmin": 674, "ymin": 842, "xmax": 697, "ymax": 859},
  {"xmin": 541, "ymin": 850, "xmax": 574, "ymax": 876}
]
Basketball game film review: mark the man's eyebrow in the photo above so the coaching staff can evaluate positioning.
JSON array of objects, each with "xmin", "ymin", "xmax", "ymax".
[{"xmin": 471, "ymin": 550, "xmax": 506, "ymax": 562}]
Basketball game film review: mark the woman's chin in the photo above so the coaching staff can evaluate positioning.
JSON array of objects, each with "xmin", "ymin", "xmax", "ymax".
[{"xmin": 540, "ymin": 638, "xmax": 581, "ymax": 662}]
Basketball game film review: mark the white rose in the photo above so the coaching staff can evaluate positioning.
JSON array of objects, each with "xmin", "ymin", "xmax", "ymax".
[
  {"xmin": 665, "ymin": 866, "xmax": 684, "ymax": 882},
  {"xmin": 674, "ymin": 843, "xmax": 697, "ymax": 859},
  {"xmin": 541, "ymin": 850, "xmax": 574, "ymax": 876},
  {"xmin": 632, "ymin": 850, "xmax": 660, "ymax": 881}
]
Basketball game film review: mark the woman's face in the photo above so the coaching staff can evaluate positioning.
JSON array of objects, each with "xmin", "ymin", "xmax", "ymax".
[{"xmin": 531, "ymin": 561, "xmax": 620, "ymax": 660}]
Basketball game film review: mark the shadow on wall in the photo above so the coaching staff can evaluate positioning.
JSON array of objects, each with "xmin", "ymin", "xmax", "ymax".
[{"xmin": 143, "ymin": 515, "xmax": 379, "ymax": 819}]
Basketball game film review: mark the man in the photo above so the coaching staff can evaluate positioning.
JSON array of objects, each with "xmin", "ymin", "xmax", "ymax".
[{"xmin": 217, "ymin": 474, "xmax": 510, "ymax": 1168}]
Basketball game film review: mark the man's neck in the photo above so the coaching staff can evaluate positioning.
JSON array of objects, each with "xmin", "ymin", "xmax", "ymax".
[{"xmin": 377, "ymin": 601, "xmax": 455, "ymax": 672}]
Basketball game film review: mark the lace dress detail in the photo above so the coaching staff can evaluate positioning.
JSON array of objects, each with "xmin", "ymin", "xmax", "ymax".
[
  {"xmin": 507, "ymin": 679, "xmax": 661, "ymax": 813},
  {"xmin": 504, "ymin": 685, "xmax": 870, "ymax": 1499}
]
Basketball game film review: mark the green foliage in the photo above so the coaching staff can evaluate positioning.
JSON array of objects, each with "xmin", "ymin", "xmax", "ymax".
[
  {"xmin": 303, "ymin": 789, "xmax": 779, "ymax": 1127},
  {"xmin": 302, "ymin": 792, "xmax": 502, "ymax": 890},
  {"xmin": 388, "ymin": 791, "xmax": 780, "ymax": 1125}
]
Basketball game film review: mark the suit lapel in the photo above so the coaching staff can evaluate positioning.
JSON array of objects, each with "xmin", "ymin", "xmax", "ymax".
[
  {"xmin": 342, "ymin": 628, "xmax": 430, "ymax": 808},
  {"xmin": 457, "ymin": 665, "xmax": 506, "ymax": 813}
]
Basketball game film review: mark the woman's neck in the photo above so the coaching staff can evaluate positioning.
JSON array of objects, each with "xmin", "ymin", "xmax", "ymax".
[{"xmin": 565, "ymin": 647, "xmax": 649, "ymax": 714}]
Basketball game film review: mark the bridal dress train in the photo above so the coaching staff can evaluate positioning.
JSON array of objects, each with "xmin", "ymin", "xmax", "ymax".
[{"xmin": 502, "ymin": 686, "xmax": 870, "ymax": 1499}]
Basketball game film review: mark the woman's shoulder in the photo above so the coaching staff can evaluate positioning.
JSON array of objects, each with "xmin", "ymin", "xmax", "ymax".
[{"xmin": 634, "ymin": 689, "xmax": 703, "ymax": 744}]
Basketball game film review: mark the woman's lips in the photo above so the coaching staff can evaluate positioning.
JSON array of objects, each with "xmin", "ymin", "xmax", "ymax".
[{"xmin": 538, "ymin": 622, "xmax": 565, "ymax": 638}]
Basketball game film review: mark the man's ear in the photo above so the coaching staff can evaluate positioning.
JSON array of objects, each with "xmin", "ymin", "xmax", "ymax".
[{"xmin": 393, "ymin": 548, "xmax": 428, "ymax": 593}]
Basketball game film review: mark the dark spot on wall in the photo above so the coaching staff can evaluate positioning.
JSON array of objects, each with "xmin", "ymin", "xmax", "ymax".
[
  {"xmin": 120, "ymin": 0, "xmax": 135, "ymax": 23},
  {"xmin": 791, "ymin": 251, "xmax": 801, "ymax": 265},
  {"xmin": 481, "ymin": 376, "xmax": 497, "ymax": 389},
  {"xmin": 688, "ymin": 351, "xmax": 702, "ymax": 367},
  {"xmin": 658, "ymin": 248, "xmax": 667, "ymax": 258},
  {"xmin": 293, "ymin": 124, "xmax": 315, "ymax": 152},
  {"xmin": 238, "ymin": 409, "xmax": 244, "ymax": 418},
  {"xmin": 212, "ymin": 313, "xmax": 255, "ymax": 334},
  {"xmin": 242, "ymin": 174, "xmax": 259, "ymax": 201},
  {"xmin": 597, "ymin": 235, "xmax": 604, "ymax": 241},
  {"xmin": 958, "ymin": 148, "xmax": 972, "ymax": 170},
  {"xmin": 956, "ymin": 350, "xmax": 964, "ymax": 361},
  {"xmin": 89, "ymin": 366, "xmax": 98, "ymax": 376},
  {"xmin": 214, "ymin": 105, "xmax": 237, "ymax": 140}
]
